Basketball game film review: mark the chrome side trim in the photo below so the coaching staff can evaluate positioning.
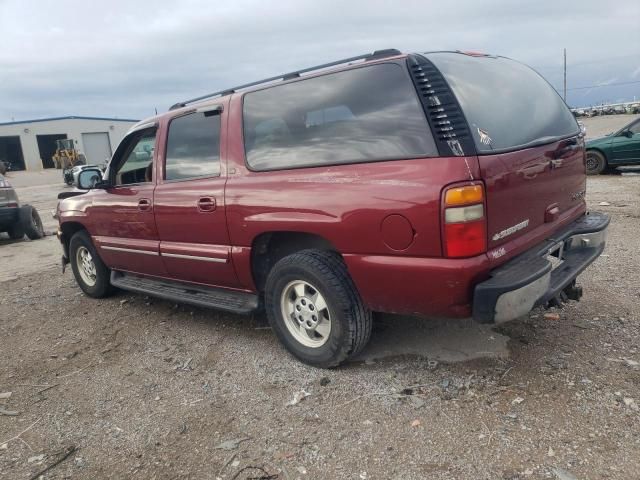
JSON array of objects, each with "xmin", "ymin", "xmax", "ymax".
[
  {"xmin": 161, "ymin": 252, "xmax": 227, "ymax": 263},
  {"xmin": 101, "ymin": 245, "xmax": 159, "ymax": 256}
]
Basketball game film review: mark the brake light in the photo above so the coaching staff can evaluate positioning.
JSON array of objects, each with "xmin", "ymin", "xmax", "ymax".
[{"xmin": 443, "ymin": 184, "xmax": 487, "ymax": 258}]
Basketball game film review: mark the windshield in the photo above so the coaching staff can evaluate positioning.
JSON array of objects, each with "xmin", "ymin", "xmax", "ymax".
[{"xmin": 425, "ymin": 52, "xmax": 579, "ymax": 153}]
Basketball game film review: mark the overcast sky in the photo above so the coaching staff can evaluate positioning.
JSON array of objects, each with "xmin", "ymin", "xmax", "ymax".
[{"xmin": 1, "ymin": 0, "xmax": 639, "ymax": 122}]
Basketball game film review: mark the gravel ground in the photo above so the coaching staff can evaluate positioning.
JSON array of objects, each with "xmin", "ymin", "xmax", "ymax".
[
  {"xmin": 580, "ymin": 114, "xmax": 639, "ymax": 139},
  {"xmin": 1, "ymin": 118, "xmax": 639, "ymax": 479}
]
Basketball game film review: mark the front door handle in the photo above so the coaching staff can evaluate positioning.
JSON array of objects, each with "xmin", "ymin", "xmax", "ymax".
[
  {"xmin": 138, "ymin": 198, "xmax": 152, "ymax": 211},
  {"xmin": 197, "ymin": 197, "xmax": 216, "ymax": 212}
]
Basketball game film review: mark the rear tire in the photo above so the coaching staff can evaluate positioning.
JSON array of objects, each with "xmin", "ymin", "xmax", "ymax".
[
  {"xmin": 265, "ymin": 250, "xmax": 372, "ymax": 368},
  {"xmin": 23, "ymin": 207, "xmax": 44, "ymax": 240},
  {"xmin": 69, "ymin": 230, "xmax": 114, "ymax": 298},
  {"xmin": 586, "ymin": 150, "xmax": 606, "ymax": 175}
]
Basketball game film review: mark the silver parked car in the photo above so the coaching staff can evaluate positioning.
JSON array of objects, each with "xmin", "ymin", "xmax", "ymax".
[{"xmin": 0, "ymin": 174, "xmax": 44, "ymax": 240}]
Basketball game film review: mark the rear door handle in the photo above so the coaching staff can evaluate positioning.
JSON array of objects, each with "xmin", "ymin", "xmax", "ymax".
[
  {"xmin": 554, "ymin": 138, "xmax": 579, "ymax": 159},
  {"xmin": 138, "ymin": 198, "xmax": 152, "ymax": 211},
  {"xmin": 554, "ymin": 145, "xmax": 579, "ymax": 159},
  {"xmin": 197, "ymin": 197, "xmax": 216, "ymax": 212}
]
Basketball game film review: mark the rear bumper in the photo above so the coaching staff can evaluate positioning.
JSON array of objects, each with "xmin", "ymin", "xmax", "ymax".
[{"xmin": 473, "ymin": 211, "xmax": 609, "ymax": 324}]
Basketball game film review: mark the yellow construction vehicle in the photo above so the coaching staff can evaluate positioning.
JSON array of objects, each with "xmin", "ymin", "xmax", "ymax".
[
  {"xmin": 52, "ymin": 139, "xmax": 86, "ymax": 185},
  {"xmin": 52, "ymin": 139, "xmax": 85, "ymax": 169}
]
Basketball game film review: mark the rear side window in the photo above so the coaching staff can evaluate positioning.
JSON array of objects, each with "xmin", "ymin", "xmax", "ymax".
[
  {"xmin": 165, "ymin": 112, "xmax": 221, "ymax": 180},
  {"xmin": 243, "ymin": 63, "xmax": 436, "ymax": 171},
  {"xmin": 426, "ymin": 53, "xmax": 579, "ymax": 153}
]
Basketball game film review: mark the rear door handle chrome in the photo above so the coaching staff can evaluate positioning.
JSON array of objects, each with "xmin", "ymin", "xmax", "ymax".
[
  {"xmin": 550, "ymin": 158, "xmax": 564, "ymax": 169},
  {"xmin": 197, "ymin": 197, "xmax": 216, "ymax": 212}
]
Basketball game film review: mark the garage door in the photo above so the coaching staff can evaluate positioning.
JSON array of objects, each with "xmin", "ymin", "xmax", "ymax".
[
  {"xmin": 37, "ymin": 134, "xmax": 67, "ymax": 168},
  {"xmin": 81, "ymin": 132, "xmax": 112, "ymax": 165},
  {"xmin": 0, "ymin": 136, "xmax": 26, "ymax": 171}
]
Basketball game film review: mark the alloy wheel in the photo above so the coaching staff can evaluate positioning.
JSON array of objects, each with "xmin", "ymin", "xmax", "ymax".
[
  {"xmin": 280, "ymin": 280, "xmax": 332, "ymax": 348},
  {"xmin": 76, "ymin": 246, "xmax": 97, "ymax": 287}
]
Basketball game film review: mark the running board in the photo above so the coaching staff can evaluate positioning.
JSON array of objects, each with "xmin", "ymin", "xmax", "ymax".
[{"xmin": 110, "ymin": 271, "xmax": 259, "ymax": 314}]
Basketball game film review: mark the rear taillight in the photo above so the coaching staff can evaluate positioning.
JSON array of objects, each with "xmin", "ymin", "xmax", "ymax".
[{"xmin": 443, "ymin": 184, "xmax": 487, "ymax": 258}]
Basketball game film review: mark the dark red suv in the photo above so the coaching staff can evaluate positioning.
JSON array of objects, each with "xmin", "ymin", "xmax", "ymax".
[{"xmin": 57, "ymin": 49, "xmax": 609, "ymax": 367}]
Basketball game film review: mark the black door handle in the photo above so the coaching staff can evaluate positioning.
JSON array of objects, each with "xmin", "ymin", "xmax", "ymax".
[{"xmin": 138, "ymin": 198, "xmax": 152, "ymax": 211}]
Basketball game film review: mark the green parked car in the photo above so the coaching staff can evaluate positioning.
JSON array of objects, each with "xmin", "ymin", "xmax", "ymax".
[{"xmin": 586, "ymin": 117, "xmax": 640, "ymax": 174}]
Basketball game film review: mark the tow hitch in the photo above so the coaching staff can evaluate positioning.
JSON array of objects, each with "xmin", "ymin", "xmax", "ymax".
[{"xmin": 546, "ymin": 280, "xmax": 583, "ymax": 308}]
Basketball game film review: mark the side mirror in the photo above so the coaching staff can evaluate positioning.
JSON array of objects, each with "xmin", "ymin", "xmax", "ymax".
[
  {"xmin": 77, "ymin": 168, "xmax": 104, "ymax": 190},
  {"xmin": 621, "ymin": 130, "xmax": 633, "ymax": 138}
]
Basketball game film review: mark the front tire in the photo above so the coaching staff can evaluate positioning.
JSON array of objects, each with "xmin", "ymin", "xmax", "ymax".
[
  {"xmin": 265, "ymin": 250, "xmax": 372, "ymax": 368},
  {"xmin": 586, "ymin": 150, "xmax": 606, "ymax": 175},
  {"xmin": 23, "ymin": 207, "xmax": 44, "ymax": 240},
  {"xmin": 69, "ymin": 230, "xmax": 114, "ymax": 298}
]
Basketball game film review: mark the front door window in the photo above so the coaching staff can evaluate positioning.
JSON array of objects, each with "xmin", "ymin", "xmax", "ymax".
[{"xmin": 113, "ymin": 130, "xmax": 157, "ymax": 186}]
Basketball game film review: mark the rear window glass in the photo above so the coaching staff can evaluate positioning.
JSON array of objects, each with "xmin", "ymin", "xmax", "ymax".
[
  {"xmin": 426, "ymin": 53, "xmax": 579, "ymax": 153},
  {"xmin": 243, "ymin": 63, "xmax": 436, "ymax": 171},
  {"xmin": 165, "ymin": 112, "xmax": 221, "ymax": 181}
]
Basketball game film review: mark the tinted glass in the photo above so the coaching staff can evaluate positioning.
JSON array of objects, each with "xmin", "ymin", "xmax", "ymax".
[
  {"xmin": 426, "ymin": 53, "xmax": 579, "ymax": 153},
  {"xmin": 114, "ymin": 130, "xmax": 156, "ymax": 185},
  {"xmin": 628, "ymin": 121, "xmax": 640, "ymax": 135},
  {"xmin": 165, "ymin": 112, "xmax": 221, "ymax": 180},
  {"xmin": 243, "ymin": 63, "xmax": 436, "ymax": 170}
]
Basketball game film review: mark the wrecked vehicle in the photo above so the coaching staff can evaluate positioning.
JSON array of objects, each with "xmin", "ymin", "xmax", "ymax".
[
  {"xmin": 0, "ymin": 173, "xmax": 44, "ymax": 240},
  {"xmin": 56, "ymin": 49, "xmax": 608, "ymax": 367}
]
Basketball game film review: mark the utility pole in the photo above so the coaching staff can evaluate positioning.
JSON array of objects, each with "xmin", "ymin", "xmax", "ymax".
[{"xmin": 563, "ymin": 48, "xmax": 567, "ymax": 102}]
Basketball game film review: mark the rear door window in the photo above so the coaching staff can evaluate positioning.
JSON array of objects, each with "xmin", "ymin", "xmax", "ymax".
[
  {"xmin": 426, "ymin": 53, "xmax": 579, "ymax": 153},
  {"xmin": 165, "ymin": 111, "xmax": 221, "ymax": 181},
  {"xmin": 243, "ymin": 63, "xmax": 436, "ymax": 171}
]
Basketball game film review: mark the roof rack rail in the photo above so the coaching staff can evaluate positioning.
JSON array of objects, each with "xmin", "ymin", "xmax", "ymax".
[{"xmin": 169, "ymin": 48, "xmax": 402, "ymax": 110}]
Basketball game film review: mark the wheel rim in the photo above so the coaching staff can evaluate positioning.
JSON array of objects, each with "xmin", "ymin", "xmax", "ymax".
[
  {"xmin": 280, "ymin": 280, "xmax": 331, "ymax": 348},
  {"xmin": 586, "ymin": 154, "xmax": 599, "ymax": 172},
  {"xmin": 76, "ymin": 246, "xmax": 97, "ymax": 286},
  {"xmin": 32, "ymin": 211, "xmax": 42, "ymax": 233}
]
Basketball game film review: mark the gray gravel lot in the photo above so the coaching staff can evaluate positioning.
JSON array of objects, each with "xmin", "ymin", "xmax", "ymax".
[
  {"xmin": 581, "ymin": 113, "xmax": 639, "ymax": 139},
  {"xmin": 1, "ymin": 116, "xmax": 639, "ymax": 479}
]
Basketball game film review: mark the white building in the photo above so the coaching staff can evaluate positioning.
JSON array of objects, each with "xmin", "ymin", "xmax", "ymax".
[{"xmin": 0, "ymin": 116, "xmax": 138, "ymax": 171}]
